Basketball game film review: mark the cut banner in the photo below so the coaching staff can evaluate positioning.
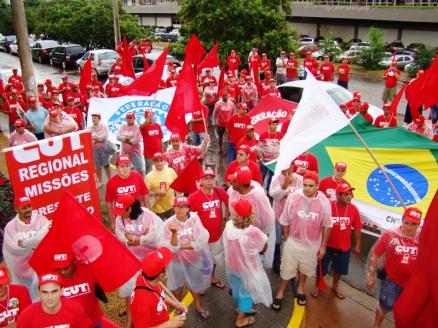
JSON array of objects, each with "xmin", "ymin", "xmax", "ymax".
[{"xmin": 3, "ymin": 130, "xmax": 102, "ymax": 220}]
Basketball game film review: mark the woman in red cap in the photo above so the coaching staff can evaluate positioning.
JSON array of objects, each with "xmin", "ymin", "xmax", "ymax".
[
  {"xmin": 162, "ymin": 196, "xmax": 212, "ymax": 320},
  {"xmin": 223, "ymin": 200, "xmax": 271, "ymax": 328},
  {"xmin": 405, "ymin": 114, "xmax": 433, "ymax": 139}
]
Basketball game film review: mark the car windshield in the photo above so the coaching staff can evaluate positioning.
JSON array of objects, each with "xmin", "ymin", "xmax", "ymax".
[
  {"xmin": 7, "ymin": 36, "xmax": 16, "ymax": 41},
  {"xmin": 67, "ymin": 46, "xmax": 84, "ymax": 54},
  {"xmin": 98, "ymin": 52, "xmax": 118, "ymax": 60},
  {"xmin": 326, "ymin": 87, "xmax": 352, "ymax": 105},
  {"xmin": 40, "ymin": 40, "xmax": 59, "ymax": 48}
]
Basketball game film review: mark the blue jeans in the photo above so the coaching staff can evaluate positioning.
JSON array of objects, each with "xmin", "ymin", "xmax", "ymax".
[
  {"xmin": 228, "ymin": 142, "xmax": 236, "ymax": 164},
  {"xmin": 337, "ymin": 79, "xmax": 348, "ymax": 90},
  {"xmin": 379, "ymin": 276, "xmax": 403, "ymax": 311},
  {"xmin": 191, "ymin": 131, "xmax": 206, "ymax": 146}
]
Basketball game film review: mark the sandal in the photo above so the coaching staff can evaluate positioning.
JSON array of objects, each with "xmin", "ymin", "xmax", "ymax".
[
  {"xmin": 211, "ymin": 280, "xmax": 226, "ymax": 289},
  {"xmin": 271, "ymin": 298, "xmax": 282, "ymax": 311},
  {"xmin": 235, "ymin": 307, "xmax": 257, "ymax": 315},
  {"xmin": 297, "ymin": 293, "xmax": 307, "ymax": 306},
  {"xmin": 235, "ymin": 316, "xmax": 256, "ymax": 328},
  {"xmin": 331, "ymin": 288, "xmax": 346, "ymax": 300},
  {"xmin": 196, "ymin": 309, "xmax": 211, "ymax": 320}
]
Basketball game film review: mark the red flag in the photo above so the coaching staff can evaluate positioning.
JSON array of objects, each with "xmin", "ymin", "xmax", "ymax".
[
  {"xmin": 165, "ymin": 60, "xmax": 201, "ymax": 139},
  {"xmin": 218, "ymin": 62, "xmax": 225, "ymax": 91},
  {"xmin": 0, "ymin": 79, "xmax": 4, "ymax": 97},
  {"xmin": 405, "ymin": 75, "xmax": 424, "ymax": 119},
  {"xmin": 185, "ymin": 34, "xmax": 206, "ymax": 66},
  {"xmin": 120, "ymin": 33, "xmax": 136, "ymax": 79},
  {"xmin": 170, "ymin": 157, "xmax": 202, "ymax": 194},
  {"xmin": 29, "ymin": 192, "xmax": 141, "ymax": 291},
  {"xmin": 390, "ymin": 82, "xmax": 407, "ymax": 118},
  {"xmin": 394, "ymin": 190, "xmax": 438, "ymax": 327},
  {"xmin": 121, "ymin": 48, "xmax": 169, "ymax": 96},
  {"xmin": 79, "ymin": 57, "xmax": 93, "ymax": 94},
  {"xmin": 316, "ymin": 259, "xmax": 327, "ymax": 290},
  {"xmin": 197, "ymin": 42, "xmax": 220, "ymax": 73},
  {"xmin": 142, "ymin": 53, "xmax": 149, "ymax": 73},
  {"xmin": 422, "ymin": 55, "xmax": 438, "ymax": 109}
]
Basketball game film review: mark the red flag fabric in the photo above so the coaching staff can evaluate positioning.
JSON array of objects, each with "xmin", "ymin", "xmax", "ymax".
[
  {"xmin": 316, "ymin": 259, "xmax": 327, "ymax": 290},
  {"xmin": 185, "ymin": 34, "xmax": 206, "ymax": 66},
  {"xmin": 197, "ymin": 42, "xmax": 220, "ymax": 73},
  {"xmin": 169, "ymin": 157, "xmax": 202, "ymax": 194},
  {"xmin": 165, "ymin": 60, "xmax": 201, "ymax": 139},
  {"xmin": 422, "ymin": 55, "xmax": 438, "ymax": 109},
  {"xmin": 142, "ymin": 53, "xmax": 149, "ymax": 73},
  {"xmin": 121, "ymin": 48, "xmax": 169, "ymax": 96},
  {"xmin": 405, "ymin": 75, "xmax": 424, "ymax": 119},
  {"xmin": 79, "ymin": 57, "xmax": 93, "ymax": 94},
  {"xmin": 390, "ymin": 82, "xmax": 407, "ymax": 118},
  {"xmin": 0, "ymin": 79, "xmax": 4, "ymax": 97},
  {"xmin": 218, "ymin": 62, "xmax": 225, "ymax": 91},
  {"xmin": 120, "ymin": 34, "xmax": 136, "ymax": 79},
  {"xmin": 29, "ymin": 192, "xmax": 141, "ymax": 292},
  {"xmin": 394, "ymin": 189, "xmax": 438, "ymax": 327}
]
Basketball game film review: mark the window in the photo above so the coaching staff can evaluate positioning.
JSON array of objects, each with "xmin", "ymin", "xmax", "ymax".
[{"xmin": 98, "ymin": 52, "xmax": 119, "ymax": 60}]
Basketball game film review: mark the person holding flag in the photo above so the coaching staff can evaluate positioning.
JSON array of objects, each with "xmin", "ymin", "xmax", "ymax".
[{"xmin": 374, "ymin": 103, "xmax": 397, "ymax": 128}]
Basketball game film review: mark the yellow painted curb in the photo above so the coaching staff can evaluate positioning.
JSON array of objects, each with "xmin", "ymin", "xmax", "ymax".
[
  {"xmin": 169, "ymin": 292, "xmax": 194, "ymax": 319},
  {"xmin": 287, "ymin": 299, "xmax": 306, "ymax": 328}
]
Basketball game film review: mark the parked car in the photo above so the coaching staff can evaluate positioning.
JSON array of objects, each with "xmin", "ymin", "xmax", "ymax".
[
  {"xmin": 297, "ymin": 44, "xmax": 319, "ymax": 58},
  {"xmin": 277, "ymin": 80, "xmax": 382, "ymax": 119},
  {"xmin": 406, "ymin": 43, "xmax": 425, "ymax": 53},
  {"xmin": 387, "ymin": 40, "xmax": 404, "ymax": 53},
  {"xmin": 349, "ymin": 42, "xmax": 370, "ymax": 51},
  {"xmin": 50, "ymin": 44, "xmax": 85, "ymax": 69},
  {"xmin": 334, "ymin": 49, "xmax": 363, "ymax": 63},
  {"xmin": 0, "ymin": 35, "xmax": 16, "ymax": 53},
  {"xmin": 299, "ymin": 37, "xmax": 315, "ymax": 45},
  {"xmin": 311, "ymin": 46, "xmax": 342, "ymax": 60},
  {"xmin": 379, "ymin": 54, "xmax": 414, "ymax": 69},
  {"xmin": 9, "ymin": 37, "xmax": 36, "ymax": 56},
  {"xmin": 132, "ymin": 50, "xmax": 181, "ymax": 73},
  {"xmin": 76, "ymin": 49, "xmax": 119, "ymax": 77},
  {"xmin": 31, "ymin": 40, "xmax": 60, "ymax": 63},
  {"xmin": 314, "ymin": 36, "xmax": 325, "ymax": 43}
]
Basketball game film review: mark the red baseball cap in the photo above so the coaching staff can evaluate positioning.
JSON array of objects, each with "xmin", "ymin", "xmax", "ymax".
[
  {"xmin": 12, "ymin": 68, "xmax": 18, "ymax": 72},
  {"xmin": 170, "ymin": 133, "xmax": 181, "ymax": 142},
  {"xmin": 14, "ymin": 119, "xmax": 26, "ymax": 127},
  {"xmin": 152, "ymin": 152, "xmax": 164, "ymax": 160},
  {"xmin": 414, "ymin": 115, "xmax": 425, "ymax": 125},
  {"xmin": 44, "ymin": 79, "xmax": 52, "ymax": 85},
  {"xmin": 303, "ymin": 171, "xmax": 319, "ymax": 184},
  {"xmin": 53, "ymin": 101, "xmax": 62, "ymax": 107},
  {"xmin": 91, "ymin": 113, "xmax": 101, "ymax": 119},
  {"xmin": 28, "ymin": 96, "xmax": 36, "ymax": 103},
  {"xmin": 201, "ymin": 168, "xmax": 216, "ymax": 179},
  {"xmin": 116, "ymin": 154, "xmax": 131, "ymax": 165},
  {"xmin": 361, "ymin": 102, "xmax": 369, "ymax": 110},
  {"xmin": 174, "ymin": 196, "xmax": 189, "ymax": 207},
  {"xmin": 49, "ymin": 110, "xmax": 59, "ymax": 117},
  {"xmin": 383, "ymin": 103, "xmax": 391, "ymax": 110},
  {"xmin": 144, "ymin": 109, "xmax": 153, "ymax": 117},
  {"xmin": 126, "ymin": 112, "xmax": 135, "ymax": 119},
  {"xmin": 86, "ymin": 84, "xmax": 92, "ymax": 90},
  {"xmin": 14, "ymin": 196, "xmax": 31, "ymax": 207},
  {"xmin": 51, "ymin": 250, "xmax": 74, "ymax": 269},
  {"xmin": 232, "ymin": 200, "xmax": 253, "ymax": 218},
  {"xmin": 51, "ymin": 89, "xmax": 59, "ymax": 94},
  {"xmin": 141, "ymin": 247, "xmax": 172, "ymax": 277},
  {"xmin": 336, "ymin": 182, "xmax": 355, "ymax": 194},
  {"xmin": 335, "ymin": 162, "xmax": 347, "ymax": 171},
  {"xmin": 227, "ymin": 166, "xmax": 252, "ymax": 184},
  {"xmin": 238, "ymin": 103, "xmax": 248, "ymax": 110},
  {"xmin": 306, "ymin": 50, "xmax": 312, "ymax": 55},
  {"xmin": 246, "ymin": 125, "xmax": 254, "ymax": 131},
  {"xmin": 404, "ymin": 207, "xmax": 422, "ymax": 224},
  {"xmin": 264, "ymin": 71, "xmax": 272, "ymax": 77},
  {"xmin": 39, "ymin": 273, "xmax": 62, "ymax": 287},
  {"xmin": 0, "ymin": 265, "xmax": 10, "ymax": 285},
  {"xmin": 353, "ymin": 91, "xmax": 361, "ymax": 99},
  {"xmin": 113, "ymin": 194, "xmax": 135, "ymax": 216},
  {"xmin": 238, "ymin": 144, "xmax": 251, "ymax": 154}
]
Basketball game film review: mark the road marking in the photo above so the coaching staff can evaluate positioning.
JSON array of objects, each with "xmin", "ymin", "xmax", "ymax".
[
  {"xmin": 287, "ymin": 299, "xmax": 306, "ymax": 328},
  {"xmin": 169, "ymin": 292, "xmax": 194, "ymax": 319}
]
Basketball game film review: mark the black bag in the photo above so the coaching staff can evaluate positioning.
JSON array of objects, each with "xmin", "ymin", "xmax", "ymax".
[{"xmin": 377, "ymin": 268, "xmax": 387, "ymax": 280}]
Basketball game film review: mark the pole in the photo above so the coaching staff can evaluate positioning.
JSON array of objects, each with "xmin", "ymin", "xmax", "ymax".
[
  {"xmin": 159, "ymin": 281, "xmax": 185, "ymax": 309},
  {"xmin": 112, "ymin": 0, "xmax": 121, "ymax": 46},
  {"xmin": 11, "ymin": 0, "xmax": 36, "ymax": 98}
]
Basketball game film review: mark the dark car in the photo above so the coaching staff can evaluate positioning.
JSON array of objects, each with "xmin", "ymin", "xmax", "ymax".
[
  {"xmin": 132, "ymin": 51, "xmax": 181, "ymax": 73},
  {"xmin": 0, "ymin": 35, "xmax": 16, "ymax": 53},
  {"xmin": 31, "ymin": 40, "xmax": 60, "ymax": 64},
  {"xmin": 406, "ymin": 43, "xmax": 425, "ymax": 53},
  {"xmin": 50, "ymin": 44, "xmax": 85, "ymax": 69},
  {"xmin": 387, "ymin": 41, "xmax": 404, "ymax": 53}
]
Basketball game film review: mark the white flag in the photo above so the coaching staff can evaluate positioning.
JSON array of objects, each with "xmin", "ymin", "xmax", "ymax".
[{"xmin": 274, "ymin": 71, "xmax": 349, "ymax": 175}]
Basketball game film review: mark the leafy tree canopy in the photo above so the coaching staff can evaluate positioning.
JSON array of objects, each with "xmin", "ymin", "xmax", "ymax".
[{"xmin": 359, "ymin": 27, "xmax": 386, "ymax": 70}]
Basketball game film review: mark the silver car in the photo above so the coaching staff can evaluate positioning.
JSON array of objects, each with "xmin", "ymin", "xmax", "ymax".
[{"xmin": 76, "ymin": 49, "xmax": 120, "ymax": 77}]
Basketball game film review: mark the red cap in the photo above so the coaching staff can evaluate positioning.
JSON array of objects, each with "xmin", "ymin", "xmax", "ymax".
[
  {"xmin": 39, "ymin": 273, "xmax": 62, "ymax": 287},
  {"xmin": 240, "ymin": 69, "xmax": 248, "ymax": 76},
  {"xmin": 335, "ymin": 162, "xmax": 347, "ymax": 171},
  {"xmin": 303, "ymin": 171, "xmax": 319, "ymax": 184},
  {"xmin": 353, "ymin": 91, "xmax": 361, "ymax": 99},
  {"xmin": 51, "ymin": 89, "xmax": 59, "ymax": 94},
  {"xmin": 336, "ymin": 182, "xmax": 355, "ymax": 194},
  {"xmin": 152, "ymin": 152, "xmax": 164, "ymax": 160},
  {"xmin": 14, "ymin": 119, "xmax": 26, "ymax": 127},
  {"xmin": 116, "ymin": 154, "xmax": 131, "ymax": 165},
  {"xmin": 14, "ymin": 196, "xmax": 31, "ymax": 207},
  {"xmin": 238, "ymin": 144, "xmax": 251, "ymax": 154},
  {"xmin": 0, "ymin": 265, "xmax": 10, "ymax": 285},
  {"xmin": 91, "ymin": 113, "xmax": 101, "ymax": 119},
  {"xmin": 361, "ymin": 102, "xmax": 369, "ymax": 110},
  {"xmin": 201, "ymin": 169, "xmax": 216, "ymax": 179},
  {"xmin": 126, "ymin": 112, "xmax": 135, "ymax": 119},
  {"xmin": 28, "ymin": 96, "xmax": 36, "ymax": 103},
  {"xmin": 144, "ymin": 109, "xmax": 153, "ymax": 117},
  {"xmin": 66, "ymin": 96, "xmax": 74, "ymax": 102},
  {"xmin": 232, "ymin": 200, "xmax": 253, "ymax": 217},
  {"xmin": 113, "ymin": 194, "xmax": 135, "ymax": 216},
  {"xmin": 238, "ymin": 103, "xmax": 248, "ymax": 110},
  {"xmin": 141, "ymin": 247, "xmax": 172, "ymax": 277},
  {"xmin": 93, "ymin": 85, "xmax": 100, "ymax": 91},
  {"xmin": 383, "ymin": 103, "xmax": 391, "ymax": 110},
  {"xmin": 264, "ymin": 71, "xmax": 272, "ymax": 77},
  {"xmin": 49, "ymin": 110, "xmax": 59, "ymax": 117},
  {"xmin": 246, "ymin": 125, "xmax": 254, "ymax": 131},
  {"xmin": 306, "ymin": 50, "xmax": 312, "ymax": 55},
  {"xmin": 269, "ymin": 78, "xmax": 276, "ymax": 83},
  {"xmin": 108, "ymin": 74, "xmax": 115, "ymax": 79},
  {"xmin": 414, "ymin": 115, "xmax": 425, "ymax": 125},
  {"xmin": 170, "ymin": 133, "xmax": 181, "ymax": 142},
  {"xmin": 174, "ymin": 196, "xmax": 189, "ymax": 207},
  {"xmin": 62, "ymin": 75, "xmax": 68, "ymax": 79},
  {"xmin": 51, "ymin": 250, "xmax": 74, "ymax": 269},
  {"xmin": 86, "ymin": 84, "xmax": 92, "ymax": 89},
  {"xmin": 404, "ymin": 207, "xmax": 422, "ymax": 224},
  {"xmin": 227, "ymin": 166, "xmax": 252, "ymax": 184},
  {"xmin": 12, "ymin": 68, "xmax": 18, "ymax": 72},
  {"xmin": 44, "ymin": 79, "xmax": 52, "ymax": 85},
  {"xmin": 269, "ymin": 117, "xmax": 279, "ymax": 124}
]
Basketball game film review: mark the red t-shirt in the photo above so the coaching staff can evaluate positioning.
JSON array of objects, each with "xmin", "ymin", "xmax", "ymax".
[
  {"xmin": 374, "ymin": 115, "xmax": 397, "ymax": 128},
  {"xmin": 191, "ymin": 105, "xmax": 208, "ymax": 133},
  {"xmin": 262, "ymin": 88, "xmax": 281, "ymax": 98},
  {"xmin": 63, "ymin": 106, "xmax": 83, "ymax": 129},
  {"xmin": 259, "ymin": 59, "xmax": 271, "ymax": 73},
  {"xmin": 91, "ymin": 81, "xmax": 104, "ymax": 93},
  {"xmin": 0, "ymin": 284, "xmax": 31, "ymax": 327},
  {"xmin": 140, "ymin": 123, "xmax": 163, "ymax": 158},
  {"xmin": 286, "ymin": 59, "xmax": 299, "ymax": 78},
  {"xmin": 224, "ymin": 160, "xmax": 262, "ymax": 185},
  {"xmin": 327, "ymin": 200, "xmax": 362, "ymax": 251},
  {"xmin": 303, "ymin": 58, "xmax": 317, "ymax": 71},
  {"xmin": 292, "ymin": 152, "xmax": 319, "ymax": 175},
  {"xmin": 166, "ymin": 76, "xmax": 179, "ymax": 88},
  {"xmin": 384, "ymin": 68, "xmax": 400, "ymax": 88},
  {"xmin": 17, "ymin": 298, "xmax": 92, "ymax": 328},
  {"xmin": 318, "ymin": 177, "xmax": 350, "ymax": 200},
  {"xmin": 188, "ymin": 187, "xmax": 229, "ymax": 243},
  {"xmin": 61, "ymin": 264, "xmax": 103, "ymax": 326},
  {"xmin": 320, "ymin": 63, "xmax": 335, "ymax": 81},
  {"xmin": 227, "ymin": 114, "xmax": 251, "ymax": 144},
  {"xmin": 248, "ymin": 54, "xmax": 261, "ymax": 69},
  {"xmin": 2, "ymin": 99, "xmax": 26, "ymax": 123},
  {"xmin": 105, "ymin": 172, "xmax": 149, "ymax": 203},
  {"xmin": 227, "ymin": 55, "xmax": 241, "ymax": 71},
  {"xmin": 373, "ymin": 228, "xmax": 419, "ymax": 286},
  {"xmin": 336, "ymin": 64, "xmax": 350, "ymax": 81},
  {"xmin": 130, "ymin": 275, "xmax": 169, "ymax": 328},
  {"xmin": 236, "ymin": 136, "xmax": 258, "ymax": 162}
]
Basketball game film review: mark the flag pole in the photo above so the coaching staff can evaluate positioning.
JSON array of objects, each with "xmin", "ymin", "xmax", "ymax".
[{"xmin": 347, "ymin": 119, "xmax": 406, "ymax": 210}]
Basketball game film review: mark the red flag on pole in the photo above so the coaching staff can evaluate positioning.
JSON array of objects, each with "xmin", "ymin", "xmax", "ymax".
[
  {"xmin": 422, "ymin": 55, "xmax": 438, "ymax": 109},
  {"xmin": 142, "ymin": 53, "xmax": 150, "ymax": 73},
  {"xmin": 120, "ymin": 33, "xmax": 136, "ymax": 79},
  {"xmin": 185, "ymin": 34, "xmax": 206, "ymax": 66},
  {"xmin": 197, "ymin": 42, "xmax": 220, "ymax": 73},
  {"xmin": 79, "ymin": 57, "xmax": 93, "ymax": 94},
  {"xmin": 121, "ymin": 48, "xmax": 169, "ymax": 96},
  {"xmin": 218, "ymin": 62, "xmax": 225, "ymax": 91},
  {"xmin": 390, "ymin": 82, "xmax": 407, "ymax": 118},
  {"xmin": 29, "ymin": 192, "xmax": 141, "ymax": 292},
  {"xmin": 0, "ymin": 79, "xmax": 4, "ymax": 97},
  {"xmin": 170, "ymin": 157, "xmax": 202, "ymax": 194}
]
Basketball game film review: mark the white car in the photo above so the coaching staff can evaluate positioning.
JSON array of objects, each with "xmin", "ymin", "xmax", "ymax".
[
  {"xmin": 277, "ymin": 80, "xmax": 382, "ymax": 120},
  {"xmin": 379, "ymin": 54, "xmax": 414, "ymax": 69},
  {"xmin": 299, "ymin": 37, "xmax": 315, "ymax": 45},
  {"xmin": 9, "ymin": 37, "xmax": 36, "ymax": 56},
  {"xmin": 349, "ymin": 42, "xmax": 370, "ymax": 51},
  {"xmin": 76, "ymin": 49, "xmax": 119, "ymax": 77}
]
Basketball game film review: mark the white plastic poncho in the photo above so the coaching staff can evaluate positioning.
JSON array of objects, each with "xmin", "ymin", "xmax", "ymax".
[
  {"xmin": 269, "ymin": 173, "xmax": 303, "ymax": 221},
  {"xmin": 161, "ymin": 212, "xmax": 212, "ymax": 293},
  {"xmin": 223, "ymin": 221, "xmax": 273, "ymax": 307},
  {"xmin": 228, "ymin": 182, "xmax": 276, "ymax": 268}
]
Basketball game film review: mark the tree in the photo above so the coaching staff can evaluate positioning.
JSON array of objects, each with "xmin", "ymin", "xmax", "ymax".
[
  {"xmin": 317, "ymin": 32, "xmax": 342, "ymax": 60},
  {"xmin": 359, "ymin": 27, "xmax": 386, "ymax": 70},
  {"xmin": 0, "ymin": 1, "xmax": 14, "ymax": 35},
  {"xmin": 174, "ymin": 0, "xmax": 293, "ymax": 65},
  {"xmin": 405, "ymin": 45, "xmax": 435, "ymax": 77}
]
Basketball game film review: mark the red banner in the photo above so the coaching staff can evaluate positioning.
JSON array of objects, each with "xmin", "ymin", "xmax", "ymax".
[{"xmin": 3, "ymin": 131, "xmax": 102, "ymax": 220}]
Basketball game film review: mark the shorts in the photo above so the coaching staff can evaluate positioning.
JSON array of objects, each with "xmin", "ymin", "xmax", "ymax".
[
  {"xmin": 382, "ymin": 87, "xmax": 396, "ymax": 103},
  {"xmin": 209, "ymin": 237, "xmax": 225, "ymax": 267},
  {"xmin": 280, "ymin": 238, "xmax": 317, "ymax": 280},
  {"xmin": 118, "ymin": 272, "xmax": 140, "ymax": 298},
  {"xmin": 378, "ymin": 277, "xmax": 403, "ymax": 311},
  {"xmin": 93, "ymin": 148, "xmax": 112, "ymax": 169},
  {"xmin": 129, "ymin": 153, "xmax": 145, "ymax": 172},
  {"xmin": 321, "ymin": 247, "xmax": 351, "ymax": 276}
]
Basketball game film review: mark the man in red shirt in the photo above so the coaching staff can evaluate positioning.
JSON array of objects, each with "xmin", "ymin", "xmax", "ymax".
[
  {"xmin": 188, "ymin": 169, "xmax": 229, "ymax": 289},
  {"xmin": 318, "ymin": 162, "xmax": 351, "ymax": 200},
  {"xmin": 63, "ymin": 96, "xmax": 84, "ymax": 129},
  {"xmin": 58, "ymin": 75, "xmax": 74, "ymax": 104},
  {"xmin": 366, "ymin": 207, "xmax": 422, "ymax": 328},
  {"xmin": 286, "ymin": 52, "xmax": 299, "ymax": 82},
  {"xmin": 2, "ymin": 90, "xmax": 26, "ymax": 132},
  {"xmin": 51, "ymin": 250, "xmax": 103, "ymax": 327},
  {"xmin": 336, "ymin": 57, "xmax": 350, "ymax": 89},
  {"xmin": 320, "ymin": 55, "xmax": 335, "ymax": 81},
  {"xmin": 105, "ymin": 154, "xmax": 149, "ymax": 231},
  {"xmin": 292, "ymin": 151, "xmax": 319, "ymax": 176},
  {"xmin": 0, "ymin": 264, "xmax": 31, "ymax": 327},
  {"xmin": 165, "ymin": 69, "xmax": 179, "ymax": 88},
  {"xmin": 227, "ymin": 102, "xmax": 251, "ymax": 164},
  {"xmin": 91, "ymin": 73, "xmax": 104, "ymax": 94},
  {"xmin": 236, "ymin": 125, "xmax": 258, "ymax": 162},
  {"xmin": 8, "ymin": 68, "xmax": 22, "ymax": 84},
  {"xmin": 110, "ymin": 57, "xmax": 123, "ymax": 75},
  {"xmin": 200, "ymin": 68, "xmax": 217, "ymax": 89},
  {"xmin": 303, "ymin": 51, "xmax": 317, "ymax": 74},
  {"xmin": 374, "ymin": 103, "xmax": 397, "ymax": 128},
  {"xmin": 226, "ymin": 50, "xmax": 241, "ymax": 77},
  {"xmin": 359, "ymin": 101, "xmax": 374, "ymax": 124},
  {"xmin": 257, "ymin": 71, "xmax": 272, "ymax": 96},
  {"xmin": 213, "ymin": 92, "xmax": 235, "ymax": 154},
  {"xmin": 140, "ymin": 109, "xmax": 163, "ymax": 174},
  {"xmin": 382, "ymin": 62, "xmax": 401, "ymax": 104},
  {"xmin": 312, "ymin": 183, "xmax": 361, "ymax": 299},
  {"xmin": 261, "ymin": 79, "xmax": 281, "ymax": 98},
  {"xmin": 248, "ymin": 48, "xmax": 261, "ymax": 72},
  {"xmin": 259, "ymin": 53, "xmax": 271, "ymax": 80},
  {"xmin": 17, "ymin": 273, "xmax": 92, "ymax": 328},
  {"xmin": 225, "ymin": 145, "xmax": 263, "ymax": 185},
  {"xmin": 130, "ymin": 248, "xmax": 187, "ymax": 328},
  {"xmin": 190, "ymin": 104, "xmax": 209, "ymax": 146}
]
